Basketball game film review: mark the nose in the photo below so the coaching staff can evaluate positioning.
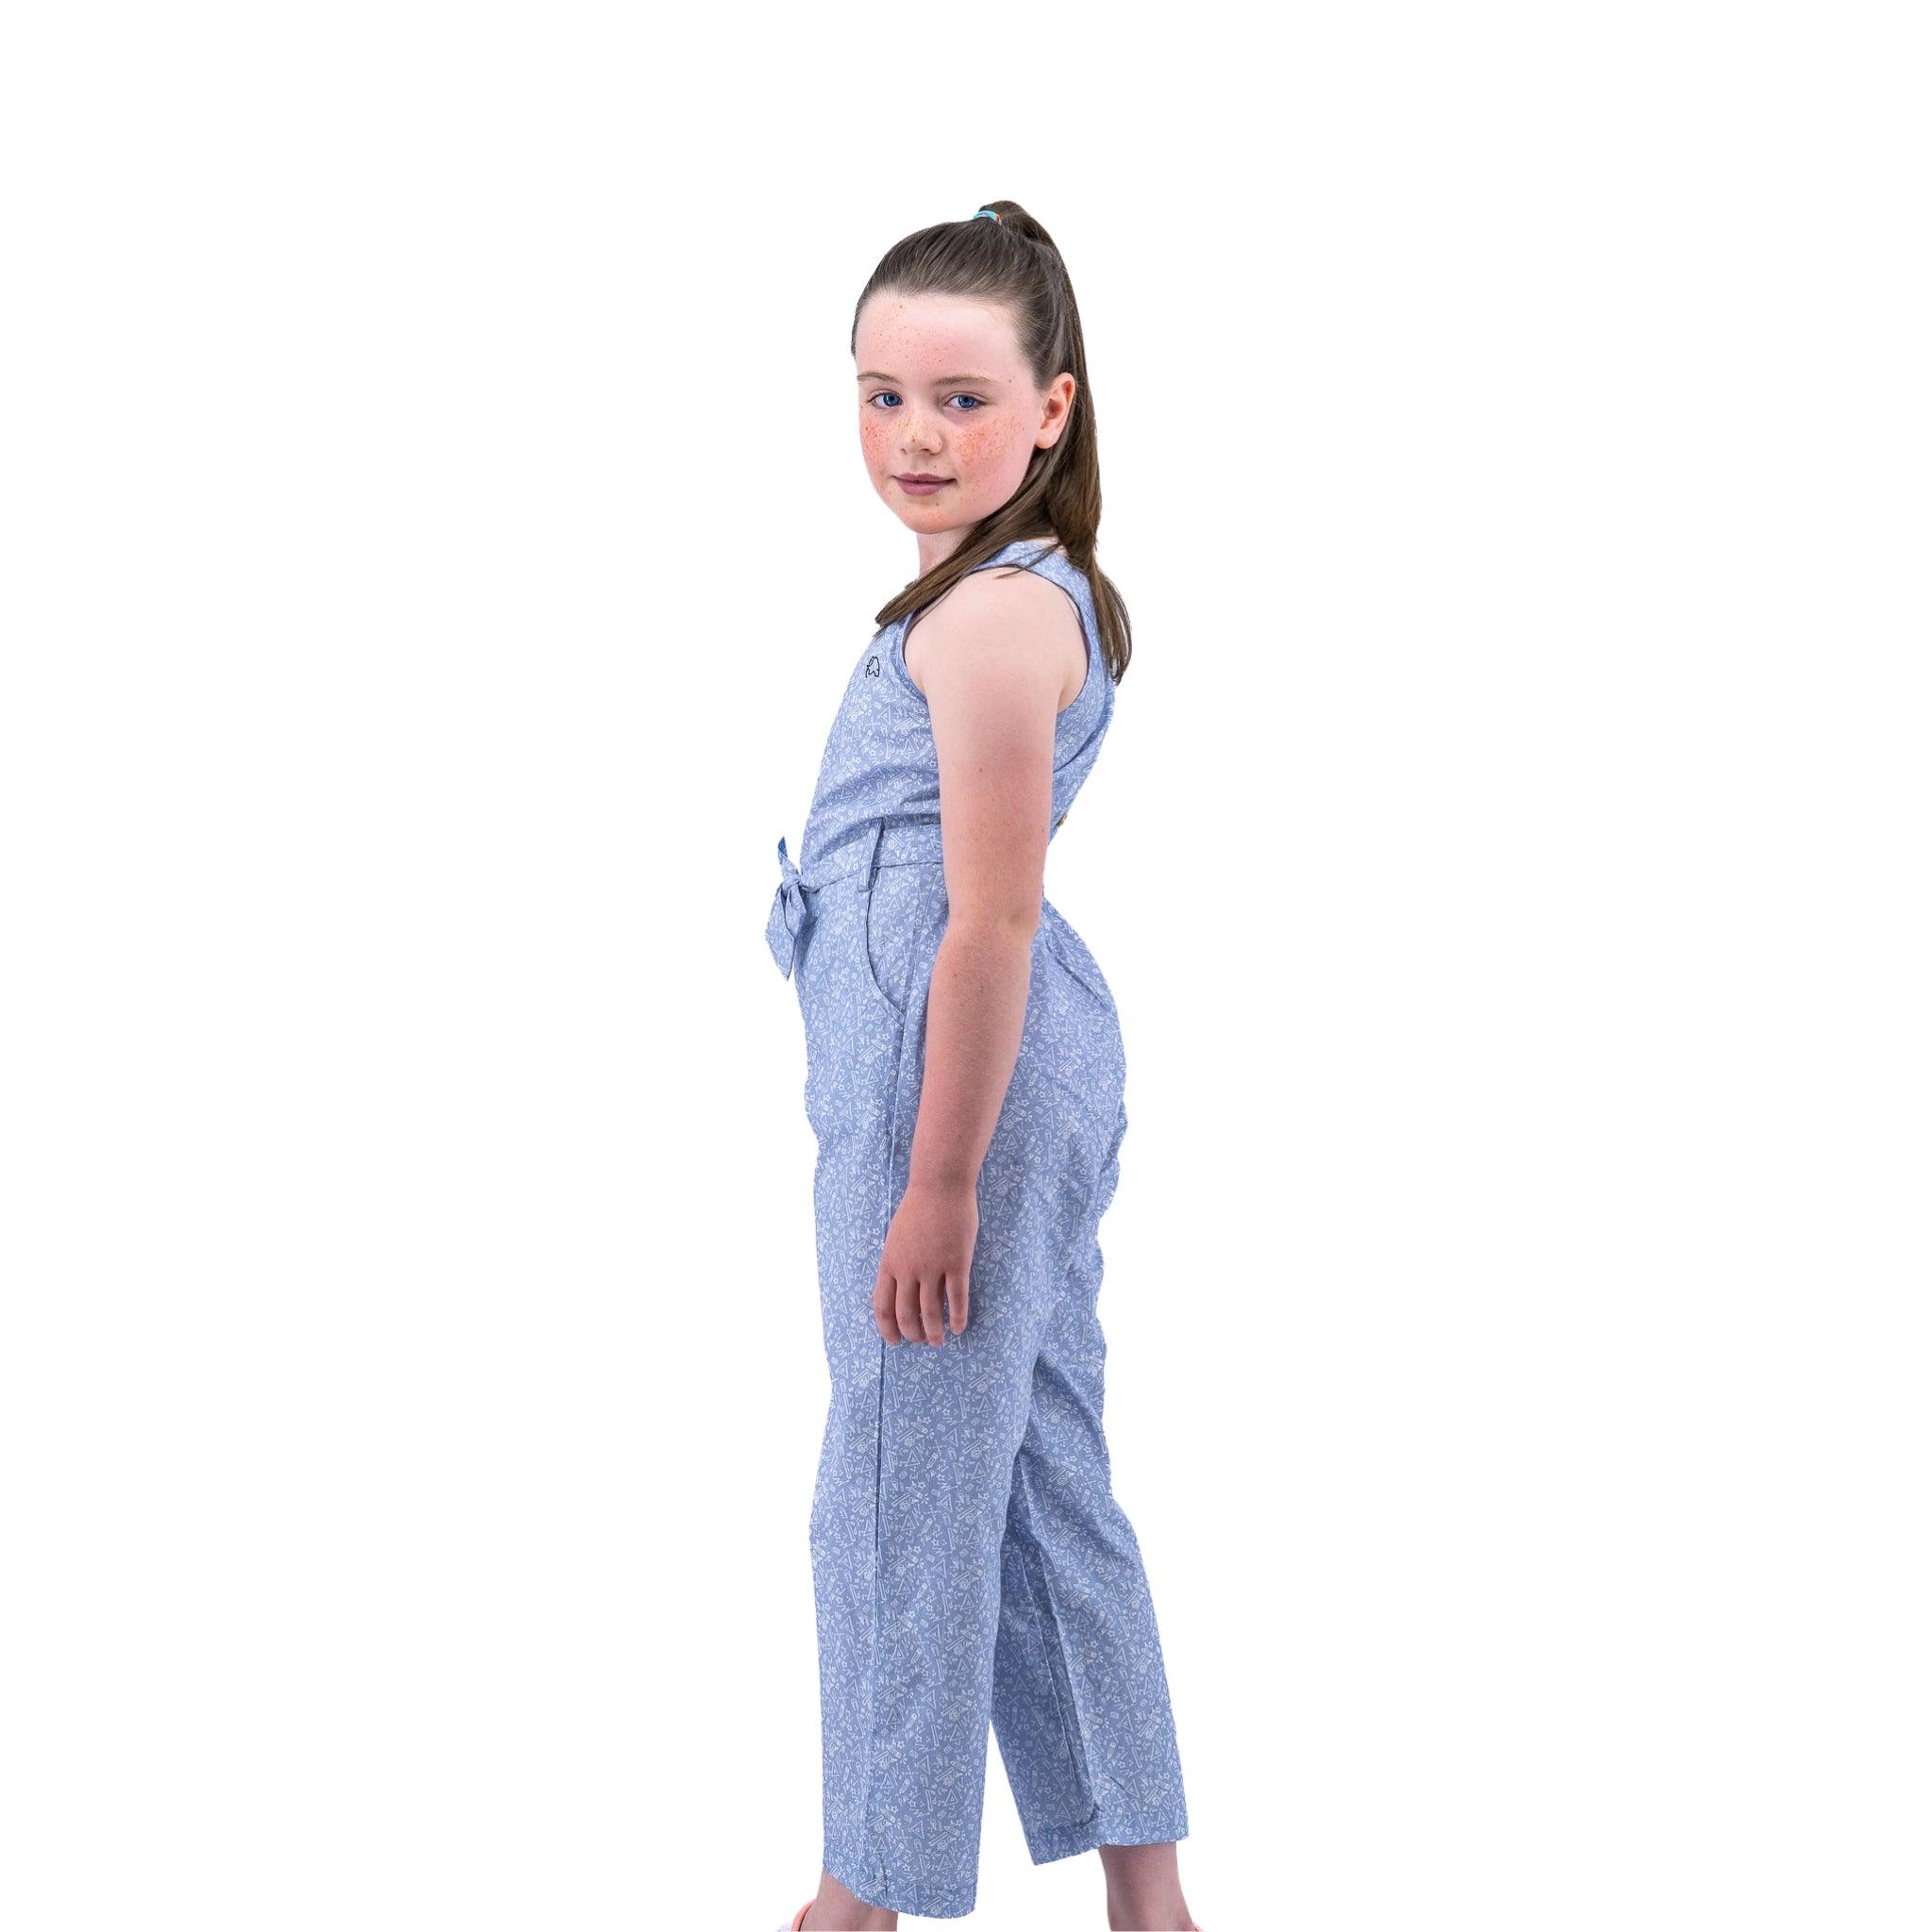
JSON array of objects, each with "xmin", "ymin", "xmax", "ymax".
[{"xmin": 899, "ymin": 411, "xmax": 944, "ymax": 458}]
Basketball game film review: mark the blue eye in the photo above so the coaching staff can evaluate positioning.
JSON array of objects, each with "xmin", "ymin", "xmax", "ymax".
[{"xmin": 867, "ymin": 392, "xmax": 986, "ymax": 411}]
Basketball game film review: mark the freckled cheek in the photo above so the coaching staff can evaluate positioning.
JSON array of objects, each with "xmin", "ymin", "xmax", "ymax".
[
  {"xmin": 858, "ymin": 418, "xmax": 892, "ymax": 470},
  {"xmin": 951, "ymin": 420, "xmax": 1018, "ymax": 478}
]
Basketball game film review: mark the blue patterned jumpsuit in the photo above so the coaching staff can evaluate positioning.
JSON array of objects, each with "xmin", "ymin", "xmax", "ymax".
[{"xmin": 765, "ymin": 539, "xmax": 1190, "ymax": 1919}]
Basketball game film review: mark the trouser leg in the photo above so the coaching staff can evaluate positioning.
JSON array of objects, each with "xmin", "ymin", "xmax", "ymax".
[
  {"xmin": 804, "ymin": 889, "xmax": 1177, "ymax": 1914},
  {"xmin": 991, "ymin": 1109, "xmax": 1191, "ymax": 1864},
  {"xmin": 808, "ymin": 1127, "xmax": 1063, "ymax": 1918}
]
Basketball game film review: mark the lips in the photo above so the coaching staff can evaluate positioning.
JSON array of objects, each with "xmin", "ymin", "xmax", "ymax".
[{"xmin": 896, "ymin": 475, "xmax": 952, "ymax": 485}]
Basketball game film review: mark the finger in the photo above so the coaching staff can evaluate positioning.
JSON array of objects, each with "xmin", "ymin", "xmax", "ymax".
[
  {"xmin": 947, "ymin": 1268, "xmax": 970, "ymax": 1334},
  {"xmin": 874, "ymin": 1263, "xmax": 899, "ymax": 1345},
  {"xmin": 895, "ymin": 1275, "xmax": 923, "ymax": 1344},
  {"xmin": 919, "ymin": 1276, "xmax": 944, "ymax": 1345}
]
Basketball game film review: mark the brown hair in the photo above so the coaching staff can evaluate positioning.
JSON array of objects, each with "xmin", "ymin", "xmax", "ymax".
[{"xmin": 852, "ymin": 200, "xmax": 1132, "ymax": 685}]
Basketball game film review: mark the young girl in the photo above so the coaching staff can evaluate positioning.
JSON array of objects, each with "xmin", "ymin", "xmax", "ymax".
[{"xmin": 765, "ymin": 204, "xmax": 1202, "ymax": 1932}]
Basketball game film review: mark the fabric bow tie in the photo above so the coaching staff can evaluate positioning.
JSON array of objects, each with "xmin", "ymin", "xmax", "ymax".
[{"xmin": 766, "ymin": 834, "xmax": 810, "ymax": 978}]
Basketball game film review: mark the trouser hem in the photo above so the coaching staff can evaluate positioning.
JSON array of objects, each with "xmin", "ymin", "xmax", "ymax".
[
  {"xmin": 824, "ymin": 1845, "xmax": 977, "ymax": 1921},
  {"xmin": 1022, "ymin": 1806, "xmax": 1191, "ymax": 1867}
]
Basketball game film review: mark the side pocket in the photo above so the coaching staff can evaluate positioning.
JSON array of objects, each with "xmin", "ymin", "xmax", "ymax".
[
  {"xmin": 861, "ymin": 866, "xmax": 912, "ymax": 1024},
  {"xmin": 866, "ymin": 862, "xmax": 953, "ymax": 1025}
]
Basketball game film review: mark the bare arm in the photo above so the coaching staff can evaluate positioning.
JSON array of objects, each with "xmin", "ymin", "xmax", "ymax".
[
  {"xmin": 872, "ymin": 566, "xmax": 1074, "ymax": 1344},
  {"xmin": 912, "ymin": 574, "xmax": 1063, "ymax": 1186}
]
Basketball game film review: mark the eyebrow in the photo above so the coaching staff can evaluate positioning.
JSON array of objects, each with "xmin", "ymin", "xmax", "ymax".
[{"xmin": 857, "ymin": 372, "xmax": 1003, "ymax": 387}]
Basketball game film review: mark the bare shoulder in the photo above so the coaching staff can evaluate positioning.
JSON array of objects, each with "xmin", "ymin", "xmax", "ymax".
[{"xmin": 903, "ymin": 557, "xmax": 1088, "ymax": 712}]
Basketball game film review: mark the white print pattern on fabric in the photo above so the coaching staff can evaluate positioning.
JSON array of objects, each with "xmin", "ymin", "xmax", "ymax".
[{"xmin": 765, "ymin": 540, "xmax": 1189, "ymax": 1920}]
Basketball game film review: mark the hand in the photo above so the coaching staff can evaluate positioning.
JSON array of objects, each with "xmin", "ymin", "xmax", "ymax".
[{"xmin": 874, "ymin": 1176, "xmax": 977, "ymax": 1344}]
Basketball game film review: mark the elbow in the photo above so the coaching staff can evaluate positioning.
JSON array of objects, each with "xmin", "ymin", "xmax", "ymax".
[{"xmin": 946, "ymin": 898, "xmax": 1042, "ymax": 949}]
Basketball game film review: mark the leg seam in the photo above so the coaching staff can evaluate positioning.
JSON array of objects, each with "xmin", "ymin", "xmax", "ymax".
[{"xmin": 1012, "ymin": 1449, "xmax": 1097, "ymax": 1816}]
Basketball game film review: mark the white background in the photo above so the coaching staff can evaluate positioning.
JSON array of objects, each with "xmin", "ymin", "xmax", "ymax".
[{"xmin": 3, "ymin": 4, "xmax": 1926, "ymax": 1927}]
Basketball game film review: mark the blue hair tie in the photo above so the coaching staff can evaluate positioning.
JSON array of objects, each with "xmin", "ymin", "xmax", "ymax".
[{"xmin": 974, "ymin": 208, "xmax": 1001, "ymax": 223}]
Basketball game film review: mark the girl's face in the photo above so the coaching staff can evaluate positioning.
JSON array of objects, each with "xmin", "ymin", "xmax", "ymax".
[{"xmin": 855, "ymin": 291, "xmax": 1074, "ymax": 559}]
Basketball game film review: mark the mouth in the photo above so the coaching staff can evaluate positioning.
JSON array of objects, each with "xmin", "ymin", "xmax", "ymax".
[{"xmin": 895, "ymin": 475, "xmax": 953, "ymax": 487}]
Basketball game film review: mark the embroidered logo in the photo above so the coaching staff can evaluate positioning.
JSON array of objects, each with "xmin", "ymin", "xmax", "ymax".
[{"xmin": 865, "ymin": 655, "xmax": 880, "ymax": 676}]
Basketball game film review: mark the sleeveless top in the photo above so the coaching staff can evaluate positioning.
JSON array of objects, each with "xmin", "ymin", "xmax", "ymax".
[{"xmin": 794, "ymin": 539, "xmax": 1115, "ymax": 880}]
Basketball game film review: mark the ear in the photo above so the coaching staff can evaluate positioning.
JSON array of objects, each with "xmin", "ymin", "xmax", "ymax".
[{"xmin": 1037, "ymin": 372, "xmax": 1077, "ymax": 450}]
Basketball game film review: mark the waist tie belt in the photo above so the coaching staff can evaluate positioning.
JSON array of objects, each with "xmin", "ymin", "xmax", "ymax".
[{"xmin": 765, "ymin": 817, "xmax": 946, "ymax": 979}]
